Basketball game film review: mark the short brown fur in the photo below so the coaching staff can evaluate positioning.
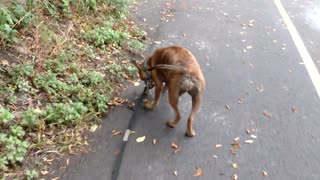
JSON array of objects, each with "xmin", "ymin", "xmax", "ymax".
[{"xmin": 132, "ymin": 46, "xmax": 205, "ymax": 137}]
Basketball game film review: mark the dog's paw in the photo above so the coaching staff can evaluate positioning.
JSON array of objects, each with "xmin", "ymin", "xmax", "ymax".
[
  {"xmin": 144, "ymin": 101, "xmax": 154, "ymax": 110},
  {"xmin": 185, "ymin": 129, "xmax": 196, "ymax": 137},
  {"xmin": 167, "ymin": 120, "xmax": 178, "ymax": 128}
]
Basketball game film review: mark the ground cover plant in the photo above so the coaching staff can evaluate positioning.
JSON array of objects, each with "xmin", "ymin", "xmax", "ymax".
[{"xmin": 0, "ymin": 0, "xmax": 146, "ymax": 178}]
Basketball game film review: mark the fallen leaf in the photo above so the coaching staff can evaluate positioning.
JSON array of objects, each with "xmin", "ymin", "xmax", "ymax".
[
  {"xmin": 171, "ymin": 142, "xmax": 178, "ymax": 149},
  {"xmin": 232, "ymin": 163, "xmax": 238, "ymax": 169},
  {"xmin": 112, "ymin": 130, "xmax": 123, "ymax": 136},
  {"xmin": 89, "ymin": 125, "xmax": 98, "ymax": 133},
  {"xmin": 256, "ymin": 85, "xmax": 264, "ymax": 92},
  {"xmin": 263, "ymin": 111, "xmax": 272, "ymax": 118},
  {"xmin": 233, "ymin": 137, "xmax": 240, "ymax": 142},
  {"xmin": 173, "ymin": 170, "xmax": 178, "ymax": 176},
  {"xmin": 230, "ymin": 149, "xmax": 237, "ymax": 155},
  {"xmin": 194, "ymin": 167, "xmax": 203, "ymax": 177},
  {"xmin": 215, "ymin": 144, "xmax": 222, "ymax": 149},
  {"xmin": 1, "ymin": 60, "xmax": 9, "ymax": 66},
  {"xmin": 248, "ymin": 23, "xmax": 255, "ymax": 27},
  {"xmin": 250, "ymin": 135, "xmax": 257, "ymax": 139},
  {"xmin": 152, "ymin": 138, "xmax": 157, "ymax": 145},
  {"xmin": 136, "ymin": 136, "xmax": 146, "ymax": 143},
  {"xmin": 174, "ymin": 147, "xmax": 182, "ymax": 154},
  {"xmin": 232, "ymin": 174, "xmax": 238, "ymax": 180},
  {"xmin": 246, "ymin": 129, "xmax": 251, "ymax": 134},
  {"xmin": 292, "ymin": 107, "xmax": 297, "ymax": 112},
  {"xmin": 262, "ymin": 170, "xmax": 268, "ymax": 176},
  {"xmin": 129, "ymin": 130, "xmax": 136, "ymax": 135},
  {"xmin": 244, "ymin": 140, "xmax": 254, "ymax": 144},
  {"xmin": 225, "ymin": 104, "xmax": 230, "ymax": 110},
  {"xmin": 231, "ymin": 142, "xmax": 241, "ymax": 148},
  {"xmin": 40, "ymin": 170, "xmax": 49, "ymax": 175},
  {"xmin": 52, "ymin": 177, "xmax": 59, "ymax": 180},
  {"xmin": 133, "ymin": 82, "xmax": 140, "ymax": 86}
]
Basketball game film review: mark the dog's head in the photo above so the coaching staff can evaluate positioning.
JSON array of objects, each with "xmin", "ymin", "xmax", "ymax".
[{"xmin": 131, "ymin": 59, "xmax": 148, "ymax": 81}]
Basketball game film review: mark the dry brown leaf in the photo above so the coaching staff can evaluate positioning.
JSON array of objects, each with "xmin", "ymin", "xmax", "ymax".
[
  {"xmin": 40, "ymin": 170, "xmax": 49, "ymax": 175},
  {"xmin": 233, "ymin": 137, "xmax": 240, "ymax": 142},
  {"xmin": 152, "ymin": 138, "xmax": 157, "ymax": 145},
  {"xmin": 263, "ymin": 111, "xmax": 272, "ymax": 118},
  {"xmin": 194, "ymin": 167, "xmax": 203, "ymax": 177},
  {"xmin": 292, "ymin": 107, "xmax": 297, "ymax": 112},
  {"xmin": 174, "ymin": 147, "xmax": 182, "ymax": 154},
  {"xmin": 171, "ymin": 142, "xmax": 178, "ymax": 149},
  {"xmin": 231, "ymin": 142, "xmax": 241, "ymax": 148},
  {"xmin": 232, "ymin": 174, "xmax": 238, "ymax": 180},
  {"xmin": 112, "ymin": 130, "xmax": 122, "ymax": 136},
  {"xmin": 215, "ymin": 144, "xmax": 222, "ymax": 149},
  {"xmin": 136, "ymin": 136, "xmax": 146, "ymax": 143},
  {"xmin": 230, "ymin": 149, "xmax": 237, "ymax": 155},
  {"xmin": 173, "ymin": 170, "xmax": 178, "ymax": 176},
  {"xmin": 232, "ymin": 163, "xmax": 238, "ymax": 169},
  {"xmin": 130, "ymin": 130, "xmax": 136, "ymax": 135},
  {"xmin": 262, "ymin": 170, "xmax": 268, "ymax": 176},
  {"xmin": 244, "ymin": 140, "xmax": 254, "ymax": 144},
  {"xmin": 89, "ymin": 125, "xmax": 98, "ymax": 132}
]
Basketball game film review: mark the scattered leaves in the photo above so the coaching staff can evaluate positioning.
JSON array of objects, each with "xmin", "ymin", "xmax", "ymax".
[
  {"xmin": 194, "ymin": 167, "xmax": 203, "ymax": 177},
  {"xmin": 136, "ymin": 136, "xmax": 146, "ymax": 143},
  {"xmin": 108, "ymin": 97, "xmax": 128, "ymax": 106}
]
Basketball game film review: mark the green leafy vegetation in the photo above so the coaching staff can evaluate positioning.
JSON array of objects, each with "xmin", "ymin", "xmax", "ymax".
[{"xmin": 0, "ymin": 0, "xmax": 145, "ymax": 178}]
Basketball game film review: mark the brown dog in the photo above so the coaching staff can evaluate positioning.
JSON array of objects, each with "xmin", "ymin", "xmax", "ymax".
[{"xmin": 132, "ymin": 46, "xmax": 205, "ymax": 137}]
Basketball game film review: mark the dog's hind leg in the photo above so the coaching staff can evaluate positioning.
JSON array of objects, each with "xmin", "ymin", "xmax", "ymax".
[
  {"xmin": 166, "ymin": 88, "xmax": 181, "ymax": 128},
  {"xmin": 186, "ymin": 92, "xmax": 202, "ymax": 137}
]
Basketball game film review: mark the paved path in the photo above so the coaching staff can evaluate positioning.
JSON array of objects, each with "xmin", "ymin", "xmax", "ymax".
[{"xmin": 59, "ymin": 0, "xmax": 320, "ymax": 179}]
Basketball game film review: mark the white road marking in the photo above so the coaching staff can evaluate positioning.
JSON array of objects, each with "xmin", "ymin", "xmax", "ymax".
[{"xmin": 274, "ymin": 0, "xmax": 320, "ymax": 99}]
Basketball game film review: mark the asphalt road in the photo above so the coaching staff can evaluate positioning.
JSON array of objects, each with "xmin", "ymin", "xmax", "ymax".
[{"xmin": 59, "ymin": 0, "xmax": 320, "ymax": 179}]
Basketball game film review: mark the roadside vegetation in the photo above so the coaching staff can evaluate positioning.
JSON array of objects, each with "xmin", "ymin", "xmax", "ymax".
[{"xmin": 0, "ymin": 0, "xmax": 146, "ymax": 179}]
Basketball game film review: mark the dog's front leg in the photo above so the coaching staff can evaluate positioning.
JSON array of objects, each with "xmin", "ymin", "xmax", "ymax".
[{"xmin": 145, "ymin": 80, "xmax": 163, "ymax": 110}]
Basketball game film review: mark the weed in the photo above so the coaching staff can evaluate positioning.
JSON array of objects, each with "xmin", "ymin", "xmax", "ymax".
[
  {"xmin": 10, "ymin": 125, "xmax": 26, "ymax": 138},
  {"xmin": 25, "ymin": 169, "xmax": 38, "ymax": 180},
  {"xmin": 0, "ymin": 108, "xmax": 14, "ymax": 125},
  {"xmin": 20, "ymin": 108, "xmax": 42, "ymax": 129}
]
